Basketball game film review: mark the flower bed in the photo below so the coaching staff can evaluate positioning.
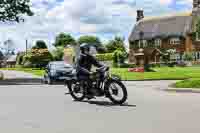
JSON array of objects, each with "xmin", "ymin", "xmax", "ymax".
[{"xmin": 128, "ymin": 67, "xmax": 144, "ymax": 72}]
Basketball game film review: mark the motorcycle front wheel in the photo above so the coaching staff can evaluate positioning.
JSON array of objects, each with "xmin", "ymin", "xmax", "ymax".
[
  {"xmin": 68, "ymin": 81, "xmax": 86, "ymax": 101},
  {"xmin": 107, "ymin": 80, "xmax": 128, "ymax": 104}
]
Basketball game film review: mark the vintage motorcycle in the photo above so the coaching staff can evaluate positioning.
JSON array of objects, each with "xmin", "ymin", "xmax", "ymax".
[{"xmin": 65, "ymin": 66, "xmax": 128, "ymax": 104}]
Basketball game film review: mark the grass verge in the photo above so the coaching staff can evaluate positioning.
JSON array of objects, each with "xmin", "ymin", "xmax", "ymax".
[
  {"xmin": 174, "ymin": 78, "xmax": 200, "ymax": 89},
  {"xmin": 1, "ymin": 66, "xmax": 200, "ymax": 81}
]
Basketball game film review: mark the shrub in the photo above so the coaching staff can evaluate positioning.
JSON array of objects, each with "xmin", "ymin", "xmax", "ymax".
[
  {"xmin": 51, "ymin": 46, "xmax": 64, "ymax": 61},
  {"xmin": 16, "ymin": 52, "xmax": 25, "ymax": 65},
  {"xmin": 117, "ymin": 63, "xmax": 136, "ymax": 68},
  {"xmin": 23, "ymin": 60, "xmax": 33, "ymax": 68},
  {"xmin": 22, "ymin": 49, "xmax": 53, "ymax": 68},
  {"xmin": 183, "ymin": 52, "xmax": 193, "ymax": 61},
  {"xmin": 113, "ymin": 49, "xmax": 127, "ymax": 67},
  {"xmin": 96, "ymin": 53, "xmax": 114, "ymax": 61}
]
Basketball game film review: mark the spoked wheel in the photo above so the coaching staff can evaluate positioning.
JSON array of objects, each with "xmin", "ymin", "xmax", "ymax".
[
  {"xmin": 107, "ymin": 80, "xmax": 127, "ymax": 104},
  {"xmin": 68, "ymin": 81, "xmax": 86, "ymax": 101}
]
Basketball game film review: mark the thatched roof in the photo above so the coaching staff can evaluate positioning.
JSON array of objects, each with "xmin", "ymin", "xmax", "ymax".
[{"xmin": 129, "ymin": 12, "xmax": 193, "ymax": 42}]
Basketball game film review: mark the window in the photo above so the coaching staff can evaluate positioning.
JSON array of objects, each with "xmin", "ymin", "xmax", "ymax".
[
  {"xmin": 139, "ymin": 40, "xmax": 147, "ymax": 48},
  {"xmin": 142, "ymin": 40, "xmax": 147, "ymax": 48},
  {"xmin": 170, "ymin": 38, "xmax": 180, "ymax": 45},
  {"xmin": 155, "ymin": 39, "xmax": 162, "ymax": 47},
  {"xmin": 196, "ymin": 32, "xmax": 200, "ymax": 41}
]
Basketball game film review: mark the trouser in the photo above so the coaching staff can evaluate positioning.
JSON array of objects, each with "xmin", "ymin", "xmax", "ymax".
[{"xmin": 77, "ymin": 74, "xmax": 93, "ymax": 94}]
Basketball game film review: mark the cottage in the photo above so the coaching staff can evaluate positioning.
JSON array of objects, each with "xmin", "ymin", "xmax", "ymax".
[{"xmin": 129, "ymin": 0, "xmax": 200, "ymax": 64}]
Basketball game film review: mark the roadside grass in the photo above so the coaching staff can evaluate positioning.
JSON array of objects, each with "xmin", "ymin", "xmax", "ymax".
[
  {"xmin": 173, "ymin": 78, "xmax": 200, "ymax": 89},
  {"xmin": 1, "ymin": 66, "xmax": 200, "ymax": 81},
  {"xmin": 111, "ymin": 67, "xmax": 200, "ymax": 80}
]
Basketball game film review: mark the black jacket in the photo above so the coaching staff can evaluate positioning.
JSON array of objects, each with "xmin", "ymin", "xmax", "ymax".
[{"xmin": 76, "ymin": 53, "xmax": 103, "ymax": 76}]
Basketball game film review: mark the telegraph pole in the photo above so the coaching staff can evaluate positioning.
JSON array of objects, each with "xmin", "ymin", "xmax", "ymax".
[{"xmin": 26, "ymin": 39, "xmax": 28, "ymax": 55}]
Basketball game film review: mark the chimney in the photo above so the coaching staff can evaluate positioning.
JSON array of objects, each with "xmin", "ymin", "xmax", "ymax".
[{"xmin": 137, "ymin": 10, "xmax": 144, "ymax": 22}]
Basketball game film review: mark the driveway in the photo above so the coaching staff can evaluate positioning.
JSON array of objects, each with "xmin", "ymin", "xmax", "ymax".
[{"xmin": 0, "ymin": 80, "xmax": 200, "ymax": 133}]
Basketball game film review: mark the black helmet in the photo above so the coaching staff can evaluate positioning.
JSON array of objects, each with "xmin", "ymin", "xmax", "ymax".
[{"xmin": 80, "ymin": 43, "xmax": 90, "ymax": 54}]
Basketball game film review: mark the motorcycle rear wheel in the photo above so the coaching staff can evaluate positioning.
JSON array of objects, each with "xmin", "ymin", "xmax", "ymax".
[{"xmin": 68, "ymin": 81, "xmax": 86, "ymax": 101}]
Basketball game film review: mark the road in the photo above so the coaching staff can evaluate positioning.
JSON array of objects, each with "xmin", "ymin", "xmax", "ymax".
[{"xmin": 0, "ymin": 80, "xmax": 200, "ymax": 133}]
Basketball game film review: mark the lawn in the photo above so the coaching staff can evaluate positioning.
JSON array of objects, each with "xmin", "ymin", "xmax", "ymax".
[
  {"xmin": 1, "ymin": 67, "xmax": 200, "ymax": 81},
  {"xmin": 111, "ymin": 67, "xmax": 200, "ymax": 80}
]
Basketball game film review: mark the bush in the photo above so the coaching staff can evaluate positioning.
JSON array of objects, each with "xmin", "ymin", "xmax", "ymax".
[
  {"xmin": 16, "ymin": 52, "xmax": 25, "ymax": 65},
  {"xmin": 112, "ymin": 63, "xmax": 136, "ymax": 68},
  {"xmin": 150, "ymin": 63, "xmax": 161, "ymax": 68},
  {"xmin": 113, "ymin": 49, "xmax": 127, "ymax": 64},
  {"xmin": 183, "ymin": 52, "xmax": 193, "ymax": 61},
  {"xmin": 96, "ymin": 53, "xmax": 114, "ymax": 61},
  {"xmin": 51, "ymin": 47, "xmax": 64, "ymax": 61},
  {"xmin": 23, "ymin": 61, "xmax": 33, "ymax": 68},
  {"xmin": 22, "ymin": 49, "xmax": 53, "ymax": 68}
]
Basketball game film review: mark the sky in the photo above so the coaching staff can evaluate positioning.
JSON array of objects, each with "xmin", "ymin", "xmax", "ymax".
[{"xmin": 0, "ymin": 0, "xmax": 193, "ymax": 52}]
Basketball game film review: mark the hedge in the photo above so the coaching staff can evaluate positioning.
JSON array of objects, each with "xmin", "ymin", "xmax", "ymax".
[{"xmin": 96, "ymin": 53, "xmax": 114, "ymax": 61}]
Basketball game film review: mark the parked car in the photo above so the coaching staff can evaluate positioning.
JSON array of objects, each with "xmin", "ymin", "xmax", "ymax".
[{"xmin": 43, "ymin": 61, "xmax": 74, "ymax": 84}]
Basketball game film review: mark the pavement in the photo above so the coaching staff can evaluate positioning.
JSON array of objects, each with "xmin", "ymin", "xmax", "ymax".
[
  {"xmin": 0, "ymin": 80, "xmax": 200, "ymax": 133},
  {"xmin": 0, "ymin": 70, "xmax": 42, "ymax": 85}
]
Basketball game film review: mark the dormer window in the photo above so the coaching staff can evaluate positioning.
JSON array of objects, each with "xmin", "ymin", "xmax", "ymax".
[
  {"xmin": 170, "ymin": 38, "xmax": 180, "ymax": 45},
  {"xmin": 155, "ymin": 39, "xmax": 162, "ymax": 47}
]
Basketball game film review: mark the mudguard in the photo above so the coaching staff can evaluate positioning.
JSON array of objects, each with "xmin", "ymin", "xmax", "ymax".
[{"xmin": 110, "ymin": 74, "xmax": 121, "ymax": 81}]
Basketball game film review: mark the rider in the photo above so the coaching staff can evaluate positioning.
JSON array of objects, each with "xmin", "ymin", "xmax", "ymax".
[{"xmin": 76, "ymin": 43, "xmax": 104, "ymax": 97}]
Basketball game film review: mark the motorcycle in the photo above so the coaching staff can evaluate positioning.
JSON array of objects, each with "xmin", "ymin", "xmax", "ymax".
[{"xmin": 65, "ymin": 66, "xmax": 128, "ymax": 104}]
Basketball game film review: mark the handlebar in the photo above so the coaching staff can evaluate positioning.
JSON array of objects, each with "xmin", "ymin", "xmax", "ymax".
[{"xmin": 96, "ymin": 66, "xmax": 109, "ymax": 72}]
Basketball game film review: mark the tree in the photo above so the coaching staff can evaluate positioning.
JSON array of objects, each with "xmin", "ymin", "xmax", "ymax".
[
  {"xmin": 51, "ymin": 46, "xmax": 64, "ymax": 61},
  {"xmin": 105, "ymin": 36, "xmax": 126, "ymax": 53},
  {"xmin": 54, "ymin": 33, "xmax": 76, "ymax": 47},
  {"xmin": 32, "ymin": 40, "xmax": 48, "ymax": 49},
  {"xmin": 78, "ymin": 35, "xmax": 105, "ymax": 53},
  {"xmin": 0, "ymin": 0, "xmax": 33, "ymax": 22},
  {"xmin": 0, "ymin": 50, "xmax": 4, "ymax": 60},
  {"xmin": 78, "ymin": 35, "xmax": 101, "ymax": 45}
]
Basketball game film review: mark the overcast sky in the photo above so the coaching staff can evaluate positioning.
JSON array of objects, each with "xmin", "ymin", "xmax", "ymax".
[{"xmin": 0, "ymin": 0, "xmax": 193, "ymax": 52}]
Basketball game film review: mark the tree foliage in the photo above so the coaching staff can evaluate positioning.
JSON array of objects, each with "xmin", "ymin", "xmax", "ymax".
[
  {"xmin": 0, "ymin": 50, "xmax": 4, "ymax": 60},
  {"xmin": 51, "ymin": 47, "xmax": 64, "ymax": 61},
  {"xmin": 0, "ymin": 0, "xmax": 33, "ymax": 22},
  {"xmin": 105, "ymin": 36, "xmax": 126, "ymax": 53},
  {"xmin": 78, "ymin": 35, "xmax": 101, "ymax": 45},
  {"xmin": 54, "ymin": 33, "xmax": 76, "ymax": 47},
  {"xmin": 78, "ymin": 35, "xmax": 106, "ymax": 53},
  {"xmin": 32, "ymin": 40, "xmax": 48, "ymax": 49}
]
